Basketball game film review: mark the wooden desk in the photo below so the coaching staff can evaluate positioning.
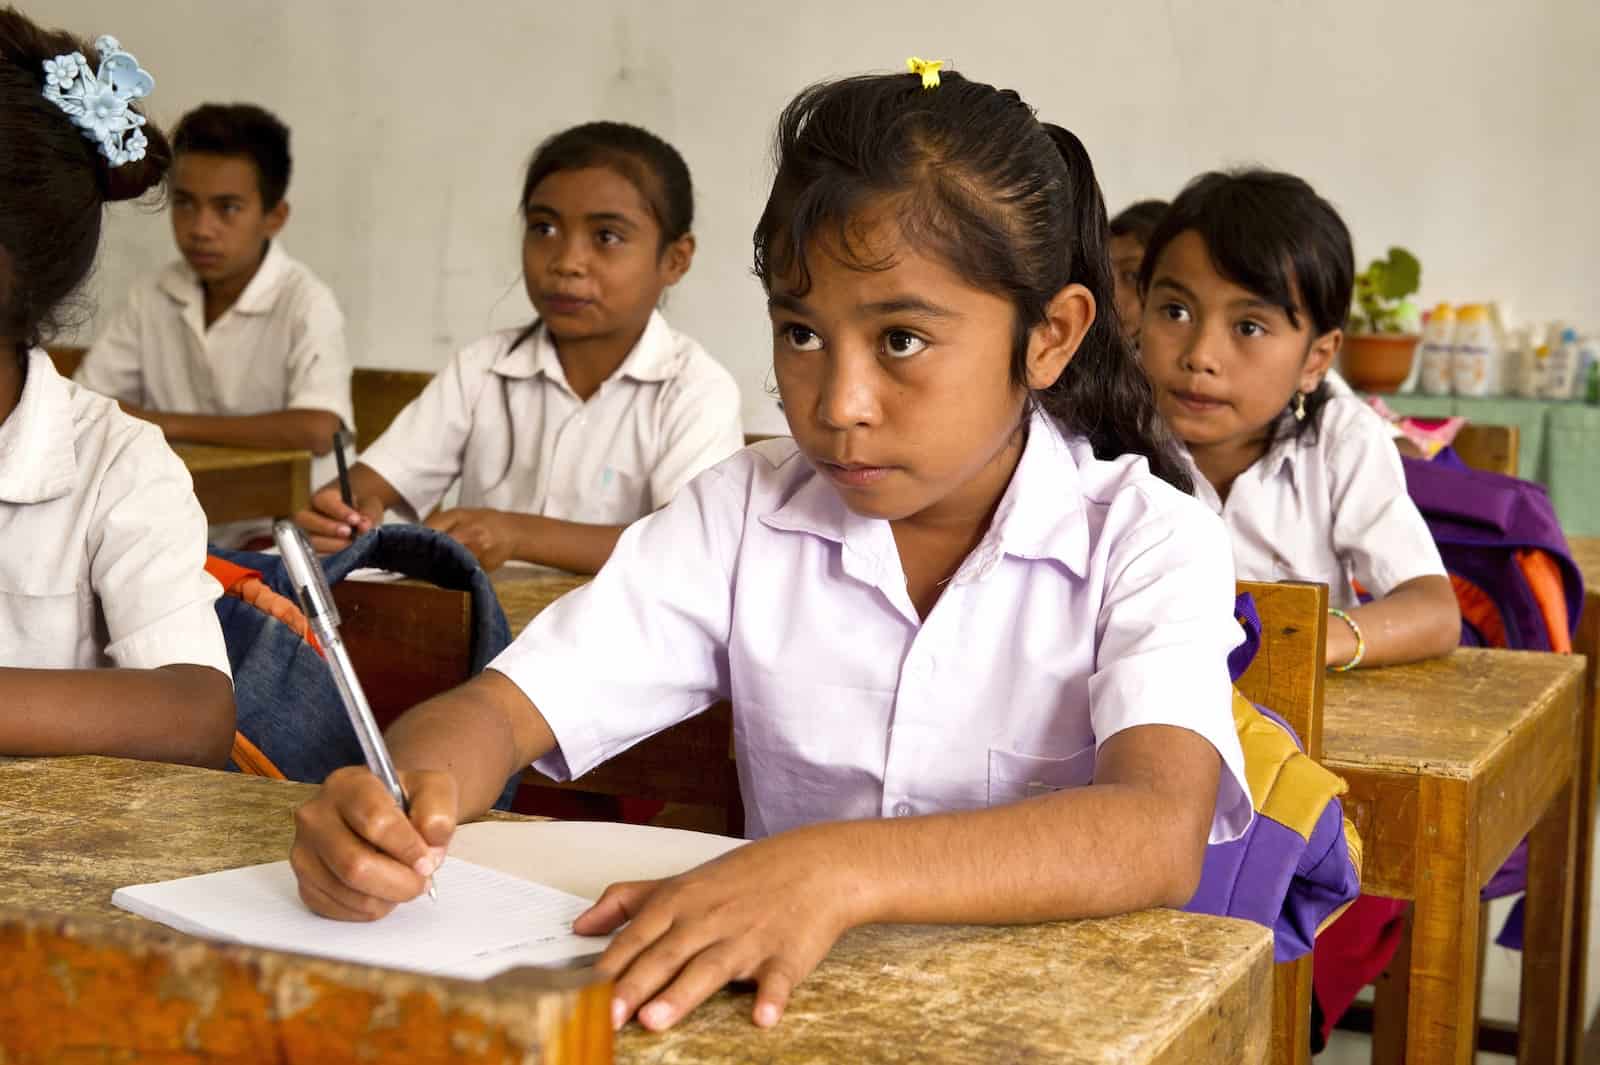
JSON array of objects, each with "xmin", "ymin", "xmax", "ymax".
[
  {"xmin": 1568, "ymin": 535, "xmax": 1600, "ymax": 1058},
  {"xmin": 1323, "ymin": 649, "xmax": 1584, "ymax": 1064},
  {"xmin": 0, "ymin": 756, "xmax": 1274, "ymax": 1065},
  {"xmin": 174, "ymin": 443, "xmax": 311, "ymax": 526},
  {"xmin": 498, "ymin": 570, "xmax": 590, "ymax": 635}
]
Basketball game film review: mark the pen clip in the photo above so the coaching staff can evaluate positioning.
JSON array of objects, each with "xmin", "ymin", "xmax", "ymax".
[{"xmin": 273, "ymin": 519, "xmax": 340, "ymax": 629}]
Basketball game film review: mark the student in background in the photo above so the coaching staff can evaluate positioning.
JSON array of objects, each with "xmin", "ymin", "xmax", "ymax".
[
  {"xmin": 75, "ymin": 102, "xmax": 352, "ymax": 524},
  {"xmin": 294, "ymin": 122, "xmax": 742, "ymax": 574},
  {"xmin": 288, "ymin": 68, "xmax": 1251, "ymax": 1031},
  {"xmin": 1108, "ymin": 198, "xmax": 1167, "ymax": 346},
  {"xmin": 1138, "ymin": 169, "xmax": 1460, "ymax": 669},
  {"xmin": 0, "ymin": 13, "xmax": 233, "ymax": 766}
]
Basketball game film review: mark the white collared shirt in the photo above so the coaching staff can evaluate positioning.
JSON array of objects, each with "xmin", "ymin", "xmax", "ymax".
[
  {"xmin": 0, "ymin": 352, "xmax": 231, "ymax": 675},
  {"xmin": 76, "ymin": 242, "xmax": 354, "ymax": 429},
  {"xmin": 358, "ymin": 313, "xmax": 743, "ymax": 524},
  {"xmin": 1183, "ymin": 395, "xmax": 1445, "ymax": 610},
  {"xmin": 493, "ymin": 415, "xmax": 1252, "ymax": 844}
]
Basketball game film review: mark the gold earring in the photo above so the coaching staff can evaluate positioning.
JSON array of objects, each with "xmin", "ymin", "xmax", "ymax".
[{"xmin": 1294, "ymin": 391, "xmax": 1307, "ymax": 422}]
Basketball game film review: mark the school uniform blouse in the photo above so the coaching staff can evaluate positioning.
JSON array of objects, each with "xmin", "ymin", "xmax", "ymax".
[
  {"xmin": 0, "ymin": 352, "xmax": 232, "ymax": 675},
  {"xmin": 358, "ymin": 313, "xmax": 743, "ymax": 524},
  {"xmin": 492, "ymin": 414, "xmax": 1253, "ymax": 843},
  {"xmin": 1183, "ymin": 395, "xmax": 1446, "ymax": 611},
  {"xmin": 76, "ymin": 241, "xmax": 354, "ymax": 430}
]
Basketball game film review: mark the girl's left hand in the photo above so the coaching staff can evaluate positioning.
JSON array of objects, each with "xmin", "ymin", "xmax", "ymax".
[
  {"xmin": 425, "ymin": 508, "xmax": 518, "ymax": 571},
  {"xmin": 574, "ymin": 827, "xmax": 860, "ymax": 1032}
]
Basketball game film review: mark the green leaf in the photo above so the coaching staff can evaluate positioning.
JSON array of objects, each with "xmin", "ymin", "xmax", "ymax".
[{"xmin": 1377, "ymin": 247, "xmax": 1420, "ymax": 300}]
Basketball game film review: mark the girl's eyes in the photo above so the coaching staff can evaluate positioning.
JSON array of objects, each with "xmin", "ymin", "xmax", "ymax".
[
  {"xmin": 1236, "ymin": 319, "xmax": 1268, "ymax": 338},
  {"xmin": 778, "ymin": 324, "xmax": 823, "ymax": 351},
  {"xmin": 597, "ymin": 229, "xmax": 624, "ymax": 247},
  {"xmin": 1160, "ymin": 302, "xmax": 1191, "ymax": 323},
  {"xmin": 527, "ymin": 221, "xmax": 556, "ymax": 237},
  {"xmin": 883, "ymin": 330, "xmax": 928, "ymax": 359}
]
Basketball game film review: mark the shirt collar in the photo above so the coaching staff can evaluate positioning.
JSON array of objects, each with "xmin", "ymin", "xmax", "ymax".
[
  {"xmin": 0, "ymin": 351, "xmax": 79, "ymax": 504},
  {"xmin": 490, "ymin": 311, "xmax": 681, "ymax": 386},
  {"xmin": 156, "ymin": 240, "xmax": 290, "ymax": 316},
  {"xmin": 1181, "ymin": 425, "xmax": 1302, "ymax": 513},
  {"xmin": 758, "ymin": 410, "xmax": 1093, "ymax": 580}
]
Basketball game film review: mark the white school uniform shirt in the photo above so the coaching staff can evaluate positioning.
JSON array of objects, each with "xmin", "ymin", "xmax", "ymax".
[
  {"xmin": 492, "ymin": 414, "xmax": 1253, "ymax": 844},
  {"xmin": 1182, "ymin": 395, "xmax": 1446, "ymax": 611},
  {"xmin": 75, "ymin": 241, "xmax": 354, "ymax": 430},
  {"xmin": 0, "ymin": 352, "xmax": 231, "ymax": 676},
  {"xmin": 359, "ymin": 312, "xmax": 743, "ymax": 524}
]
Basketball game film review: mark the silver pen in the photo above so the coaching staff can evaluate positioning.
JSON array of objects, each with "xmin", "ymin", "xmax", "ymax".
[{"xmin": 273, "ymin": 520, "xmax": 438, "ymax": 902}]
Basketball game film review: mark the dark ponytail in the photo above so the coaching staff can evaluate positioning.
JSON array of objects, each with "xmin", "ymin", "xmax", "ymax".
[
  {"xmin": 1035, "ymin": 125, "xmax": 1191, "ymax": 491},
  {"xmin": 754, "ymin": 70, "xmax": 1191, "ymax": 493},
  {"xmin": 0, "ymin": 7, "xmax": 170, "ymax": 361}
]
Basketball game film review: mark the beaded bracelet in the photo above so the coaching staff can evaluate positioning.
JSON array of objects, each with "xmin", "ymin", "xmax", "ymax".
[{"xmin": 1328, "ymin": 608, "xmax": 1365, "ymax": 672}]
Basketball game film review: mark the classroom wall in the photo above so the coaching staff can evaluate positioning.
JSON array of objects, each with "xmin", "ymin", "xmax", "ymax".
[{"xmin": 51, "ymin": 0, "xmax": 1600, "ymax": 433}]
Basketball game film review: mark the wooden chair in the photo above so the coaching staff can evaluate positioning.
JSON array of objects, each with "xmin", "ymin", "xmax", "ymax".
[
  {"xmin": 45, "ymin": 345, "xmax": 86, "ymax": 379},
  {"xmin": 351, "ymin": 367, "xmax": 432, "ymax": 448},
  {"xmin": 1452, "ymin": 423, "xmax": 1519, "ymax": 477},
  {"xmin": 334, "ymin": 580, "xmax": 473, "ymax": 729},
  {"xmin": 1234, "ymin": 579, "xmax": 1331, "ymax": 1065}
]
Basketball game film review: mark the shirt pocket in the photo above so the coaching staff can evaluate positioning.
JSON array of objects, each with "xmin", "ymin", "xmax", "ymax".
[
  {"xmin": 986, "ymin": 745, "xmax": 1097, "ymax": 807},
  {"xmin": 0, "ymin": 569, "xmax": 97, "ymax": 669},
  {"xmin": 558, "ymin": 464, "xmax": 649, "ymax": 524}
]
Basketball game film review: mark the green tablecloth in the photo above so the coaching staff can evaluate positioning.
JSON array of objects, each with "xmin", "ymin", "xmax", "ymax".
[{"xmin": 1379, "ymin": 394, "xmax": 1600, "ymax": 536}]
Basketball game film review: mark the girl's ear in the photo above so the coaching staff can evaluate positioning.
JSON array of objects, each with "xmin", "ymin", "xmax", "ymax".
[
  {"xmin": 1301, "ymin": 328, "xmax": 1343, "ymax": 393},
  {"xmin": 1026, "ymin": 282, "xmax": 1096, "ymax": 391},
  {"xmin": 264, "ymin": 198, "xmax": 290, "ymax": 238},
  {"xmin": 658, "ymin": 233, "xmax": 696, "ymax": 287}
]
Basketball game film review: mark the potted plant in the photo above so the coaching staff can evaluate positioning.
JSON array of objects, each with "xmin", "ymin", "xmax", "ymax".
[{"xmin": 1342, "ymin": 247, "xmax": 1422, "ymax": 393}]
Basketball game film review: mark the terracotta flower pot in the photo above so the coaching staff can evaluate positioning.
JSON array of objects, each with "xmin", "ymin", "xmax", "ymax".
[{"xmin": 1340, "ymin": 333, "xmax": 1418, "ymax": 394}]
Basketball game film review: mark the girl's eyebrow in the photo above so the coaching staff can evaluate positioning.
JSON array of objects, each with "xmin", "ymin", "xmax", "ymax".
[
  {"xmin": 1151, "ymin": 276, "xmax": 1290, "ymax": 316},
  {"xmin": 524, "ymin": 203, "xmax": 640, "ymax": 230},
  {"xmin": 766, "ymin": 293, "xmax": 959, "ymax": 320}
]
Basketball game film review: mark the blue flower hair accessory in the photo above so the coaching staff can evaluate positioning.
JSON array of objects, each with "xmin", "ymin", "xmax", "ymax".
[{"xmin": 41, "ymin": 35, "xmax": 155, "ymax": 167}]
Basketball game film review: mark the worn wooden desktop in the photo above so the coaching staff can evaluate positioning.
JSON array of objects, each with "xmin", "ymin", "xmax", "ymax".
[
  {"xmin": 1567, "ymin": 535, "xmax": 1600, "ymax": 1059},
  {"xmin": 0, "ymin": 756, "xmax": 1274, "ymax": 1065},
  {"xmin": 174, "ymin": 443, "xmax": 311, "ymax": 526},
  {"xmin": 1321, "ymin": 649, "xmax": 1584, "ymax": 1065}
]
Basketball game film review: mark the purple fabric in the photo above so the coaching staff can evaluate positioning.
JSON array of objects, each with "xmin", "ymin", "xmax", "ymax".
[
  {"xmin": 1185, "ymin": 703, "xmax": 1361, "ymax": 962},
  {"xmin": 1401, "ymin": 457, "xmax": 1585, "ymax": 651},
  {"xmin": 1230, "ymin": 592, "xmax": 1262, "ymax": 682}
]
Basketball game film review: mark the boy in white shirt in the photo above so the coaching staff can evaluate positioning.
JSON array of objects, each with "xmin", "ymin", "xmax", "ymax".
[{"xmin": 76, "ymin": 103, "xmax": 352, "ymax": 466}]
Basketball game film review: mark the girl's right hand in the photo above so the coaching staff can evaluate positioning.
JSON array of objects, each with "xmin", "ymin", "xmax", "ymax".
[
  {"xmin": 289, "ymin": 766, "xmax": 459, "ymax": 921},
  {"xmin": 294, "ymin": 484, "xmax": 384, "ymax": 554}
]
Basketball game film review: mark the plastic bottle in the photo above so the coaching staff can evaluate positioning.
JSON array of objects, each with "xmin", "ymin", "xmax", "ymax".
[
  {"xmin": 1576, "ymin": 335, "xmax": 1600, "ymax": 402},
  {"xmin": 1451, "ymin": 304, "xmax": 1500, "ymax": 396},
  {"xmin": 1508, "ymin": 328, "xmax": 1542, "ymax": 398},
  {"xmin": 1586, "ymin": 358, "xmax": 1600, "ymax": 406},
  {"xmin": 1544, "ymin": 327, "xmax": 1581, "ymax": 399},
  {"xmin": 1417, "ymin": 303, "xmax": 1455, "ymax": 395}
]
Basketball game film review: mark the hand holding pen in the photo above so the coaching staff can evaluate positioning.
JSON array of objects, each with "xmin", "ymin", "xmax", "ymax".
[{"xmin": 274, "ymin": 520, "xmax": 440, "ymax": 903}]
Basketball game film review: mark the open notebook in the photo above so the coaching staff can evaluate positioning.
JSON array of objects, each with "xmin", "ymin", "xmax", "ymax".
[{"xmin": 112, "ymin": 820, "xmax": 745, "ymax": 981}]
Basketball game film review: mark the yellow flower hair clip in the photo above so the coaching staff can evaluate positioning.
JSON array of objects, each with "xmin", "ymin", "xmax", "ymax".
[{"xmin": 906, "ymin": 56, "xmax": 944, "ymax": 90}]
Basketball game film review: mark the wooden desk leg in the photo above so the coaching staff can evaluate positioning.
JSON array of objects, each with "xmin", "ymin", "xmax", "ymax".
[
  {"xmin": 1571, "ymin": 599, "xmax": 1600, "ymax": 1065},
  {"xmin": 1521, "ymin": 777, "xmax": 1578, "ymax": 1065},
  {"xmin": 1272, "ymin": 957, "xmax": 1312, "ymax": 1065},
  {"xmin": 1406, "ymin": 777, "xmax": 1480, "ymax": 1065},
  {"xmin": 1371, "ymin": 909, "xmax": 1413, "ymax": 1065}
]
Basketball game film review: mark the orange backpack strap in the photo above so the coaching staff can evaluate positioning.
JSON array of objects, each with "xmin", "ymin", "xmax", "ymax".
[
  {"xmin": 229, "ymin": 732, "xmax": 286, "ymax": 780},
  {"xmin": 1514, "ymin": 549, "xmax": 1573, "ymax": 654},
  {"xmin": 1451, "ymin": 573, "xmax": 1508, "ymax": 648}
]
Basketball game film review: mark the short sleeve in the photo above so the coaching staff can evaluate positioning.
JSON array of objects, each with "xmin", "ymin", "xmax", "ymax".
[
  {"xmin": 647, "ymin": 356, "xmax": 745, "ymax": 507},
  {"xmin": 358, "ymin": 343, "xmax": 491, "ymax": 519},
  {"xmin": 283, "ymin": 283, "xmax": 354, "ymax": 428},
  {"xmin": 87, "ymin": 421, "xmax": 232, "ymax": 677},
  {"xmin": 1087, "ymin": 492, "xmax": 1252, "ymax": 844},
  {"xmin": 76, "ymin": 289, "xmax": 149, "ymax": 407},
  {"xmin": 1325, "ymin": 401, "xmax": 1446, "ymax": 597},
  {"xmin": 488, "ymin": 464, "xmax": 743, "ymax": 781}
]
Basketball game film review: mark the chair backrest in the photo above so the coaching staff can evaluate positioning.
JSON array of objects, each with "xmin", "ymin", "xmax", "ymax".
[
  {"xmin": 1453, "ymin": 423, "xmax": 1519, "ymax": 477},
  {"xmin": 351, "ymin": 368, "xmax": 433, "ymax": 449},
  {"xmin": 333, "ymin": 579, "xmax": 473, "ymax": 730},
  {"xmin": 46, "ymin": 345, "xmax": 86, "ymax": 379},
  {"xmin": 1234, "ymin": 579, "xmax": 1328, "ymax": 759}
]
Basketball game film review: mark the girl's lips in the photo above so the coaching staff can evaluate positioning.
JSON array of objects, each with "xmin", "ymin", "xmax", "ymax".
[
  {"xmin": 1171, "ymin": 390, "xmax": 1229, "ymax": 413},
  {"xmin": 542, "ymin": 295, "xmax": 593, "ymax": 315},
  {"xmin": 821, "ymin": 462, "xmax": 892, "ymax": 488}
]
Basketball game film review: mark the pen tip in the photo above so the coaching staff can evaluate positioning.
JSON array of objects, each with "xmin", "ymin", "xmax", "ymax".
[{"xmin": 428, "ymin": 880, "xmax": 438, "ymax": 903}]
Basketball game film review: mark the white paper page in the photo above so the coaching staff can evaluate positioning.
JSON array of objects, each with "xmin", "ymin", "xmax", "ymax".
[
  {"xmin": 448, "ymin": 820, "xmax": 747, "ymax": 899},
  {"xmin": 112, "ymin": 858, "xmax": 606, "ymax": 980}
]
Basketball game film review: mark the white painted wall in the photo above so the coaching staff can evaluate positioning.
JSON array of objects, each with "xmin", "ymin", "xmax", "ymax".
[{"xmin": 48, "ymin": 0, "xmax": 1600, "ymax": 433}]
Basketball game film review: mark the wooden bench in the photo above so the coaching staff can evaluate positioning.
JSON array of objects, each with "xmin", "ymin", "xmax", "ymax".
[{"xmin": 1453, "ymin": 423, "xmax": 1519, "ymax": 477}]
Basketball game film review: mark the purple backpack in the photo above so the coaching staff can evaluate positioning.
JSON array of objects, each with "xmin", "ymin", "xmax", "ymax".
[{"xmin": 1185, "ymin": 594, "xmax": 1362, "ymax": 962}]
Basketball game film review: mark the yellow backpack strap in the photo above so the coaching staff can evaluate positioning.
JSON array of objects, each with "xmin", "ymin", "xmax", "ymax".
[{"xmin": 1232, "ymin": 690, "xmax": 1349, "ymax": 841}]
